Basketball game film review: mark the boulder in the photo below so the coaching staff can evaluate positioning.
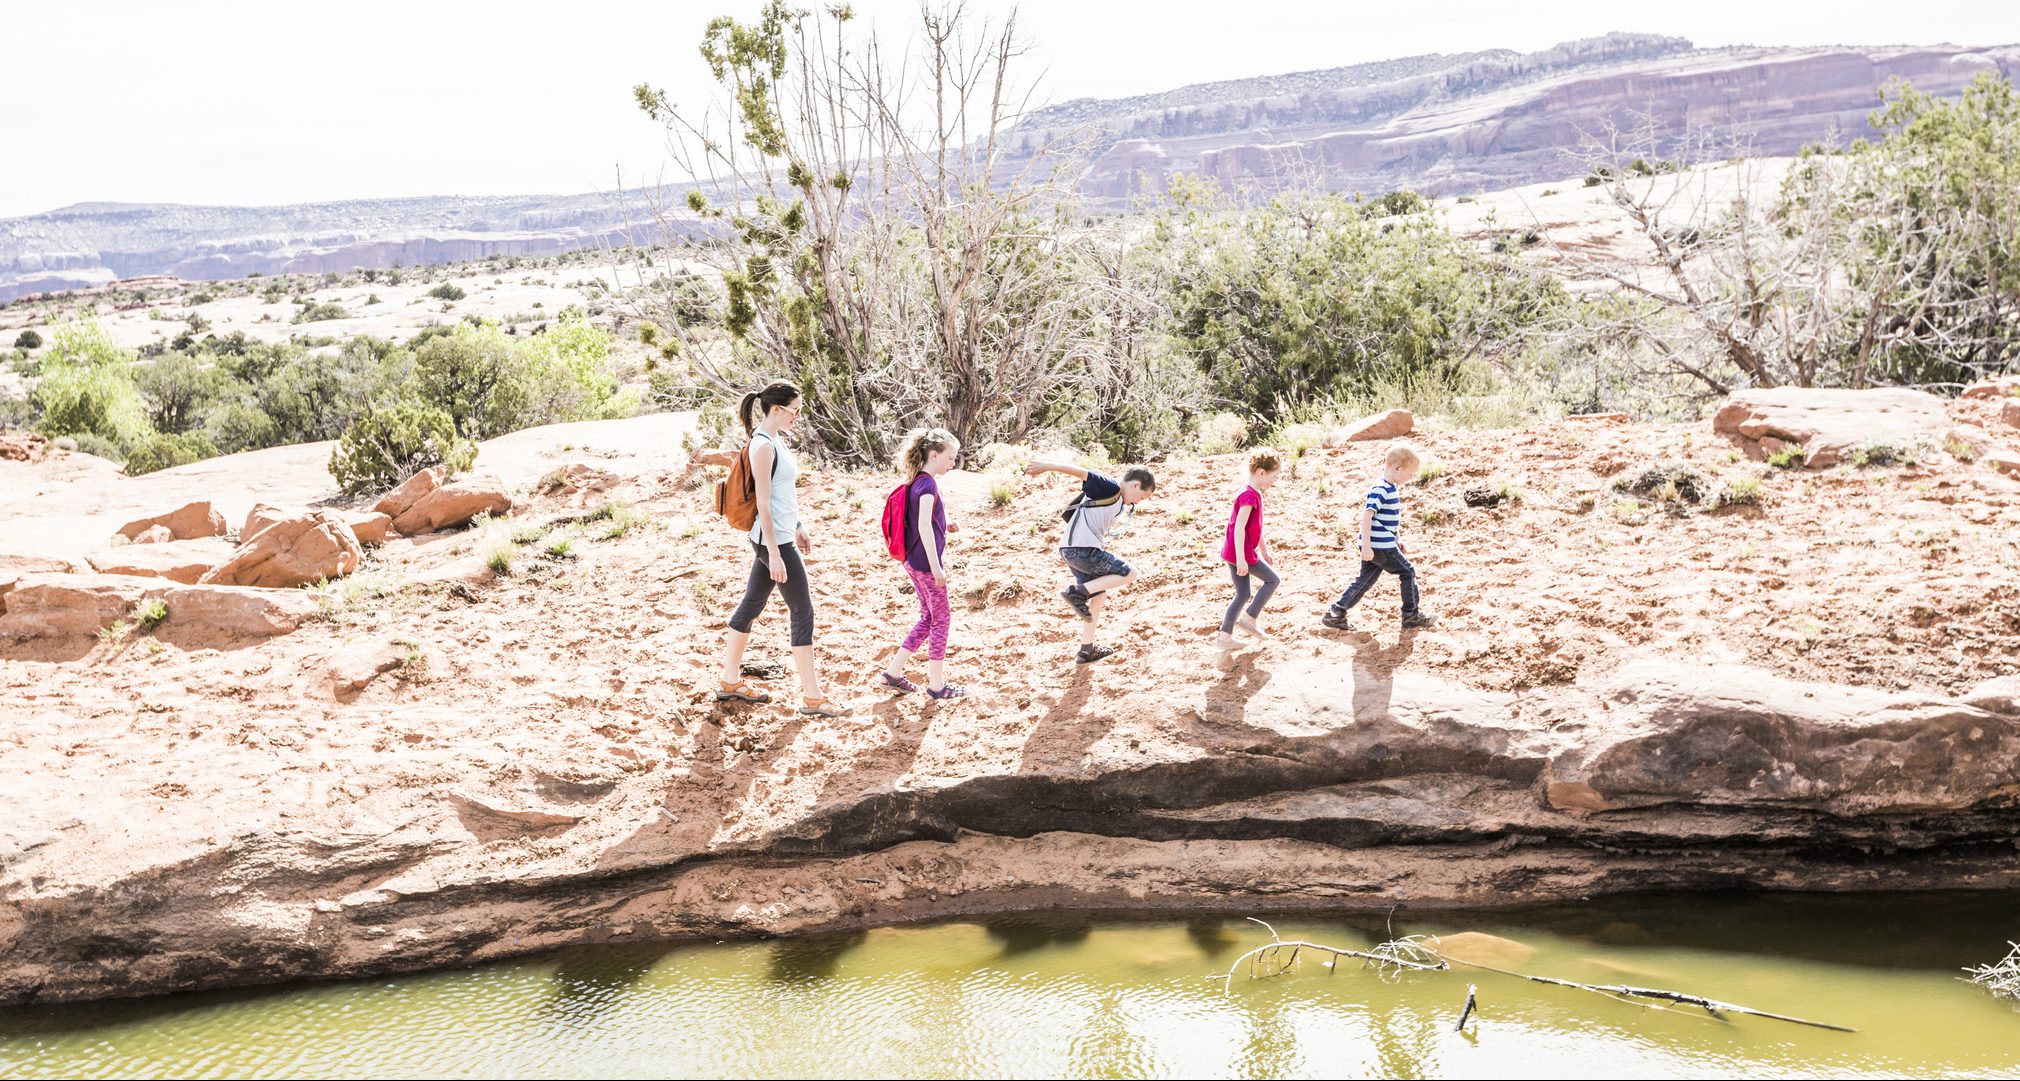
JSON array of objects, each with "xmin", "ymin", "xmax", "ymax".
[
  {"xmin": 390, "ymin": 476, "xmax": 511, "ymax": 535},
  {"xmin": 246, "ymin": 503, "xmax": 390, "ymax": 546},
  {"xmin": 372, "ymin": 467, "xmax": 445, "ymax": 520},
  {"xmin": 0, "ymin": 431, "xmax": 47, "ymax": 461},
  {"xmin": 129, "ymin": 524, "xmax": 175, "ymax": 545},
  {"xmin": 85, "ymin": 538, "xmax": 235, "ymax": 585},
  {"xmin": 145, "ymin": 584, "xmax": 320, "ymax": 643},
  {"xmin": 1960, "ymin": 376, "xmax": 2020, "ymax": 400},
  {"xmin": 1985, "ymin": 447, "xmax": 2020, "ymax": 477},
  {"xmin": 321, "ymin": 639, "xmax": 413, "ymax": 697},
  {"xmin": 1712, "ymin": 387, "xmax": 1948, "ymax": 468},
  {"xmin": 345, "ymin": 511, "xmax": 392, "ymax": 545},
  {"xmin": 114, "ymin": 501, "xmax": 228, "ymax": 543},
  {"xmin": 0, "ymin": 573, "xmax": 151, "ymax": 638},
  {"xmin": 1324, "ymin": 409, "xmax": 1413, "ymax": 447},
  {"xmin": 199, "ymin": 510, "xmax": 363, "ymax": 589},
  {"xmin": 2004, "ymin": 398, "xmax": 2020, "ymax": 430},
  {"xmin": 0, "ymin": 554, "xmax": 85, "ymax": 600}
]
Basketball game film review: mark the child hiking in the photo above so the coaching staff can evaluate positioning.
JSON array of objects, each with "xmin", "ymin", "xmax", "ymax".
[
  {"xmin": 1217, "ymin": 450, "xmax": 1282, "ymax": 653},
  {"xmin": 1322, "ymin": 444, "xmax": 1437, "ymax": 631},
  {"xmin": 712, "ymin": 381, "xmax": 851, "ymax": 717},
  {"xmin": 881, "ymin": 428, "xmax": 967, "ymax": 700},
  {"xmin": 1024, "ymin": 459, "xmax": 1157, "ymax": 665}
]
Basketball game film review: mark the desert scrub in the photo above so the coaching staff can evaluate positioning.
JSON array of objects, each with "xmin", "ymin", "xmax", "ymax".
[
  {"xmin": 1195, "ymin": 412, "xmax": 1249, "ymax": 456},
  {"xmin": 1613, "ymin": 497, "xmax": 1648, "ymax": 523},
  {"xmin": 1766, "ymin": 445, "xmax": 1808, "ymax": 470},
  {"xmin": 1573, "ymin": 491, "xmax": 1598, "ymax": 512},
  {"xmin": 1614, "ymin": 461, "xmax": 1710, "ymax": 505},
  {"xmin": 1850, "ymin": 440, "xmax": 1922, "ymax": 468},
  {"xmin": 393, "ymin": 639, "xmax": 428, "ymax": 680},
  {"xmin": 988, "ymin": 478, "xmax": 1016, "ymax": 509},
  {"xmin": 1269, "ymin": 421, "xmax": 1328, "ymax": 459},
  {"xmin": 1417, "ymin": 459, "xmax": 1446, "ymax": 483},
  {"xmin": 1945, "ymin": 436, "xmax": 1977, "ymax": 462},
  {"xmin": 543, "ymin": 534, "xmax": 575, "ymax": 560},
  {"xmin": 96, "ymin": 619, "xmax": 133, "ymax": 651},
  {"xmin": 1175, "ymin": 510, "xmax": 1196, "ymax": 526},
  {"xmin": 1717, "ymin": 476, "xmax": 1764, "ymax": 507},
  {"xmin": 428, "ymin": 283, "xmax": 467, "ymax": 301},
  {"xmin": 310, "ymin": 570, "xmax": 401, "ymax": 614},
  {"xmin": 679, "ymin": 522, "xmax": 701, "ymax": 538},
  {"xmin": 132, "ymin": 597, "xmax": 168, "ymax": 630},
  {"xmin": 510, "ymin": 521, "xmax": 548, "ymax": 546},
  {"xmin": 589, "ymin": 500, "xmax": 642, "ymax": 539}
]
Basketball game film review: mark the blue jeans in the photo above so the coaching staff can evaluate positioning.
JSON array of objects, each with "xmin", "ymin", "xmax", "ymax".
[
  {"xmin": 1222, "ymin": 561, "xmax": 1280, "ymax": 633},
  {"xmin": 1329, "ymin": 547, "xmax": 1420, "ymax": 617},
  {"xmin": 1059, "ymin": 546, "xmax": 1131, "ymax": 592}
]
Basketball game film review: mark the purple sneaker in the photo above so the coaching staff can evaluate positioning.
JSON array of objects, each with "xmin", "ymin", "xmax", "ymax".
[
  {"xmin": 881, "ymin": 672, "xmax": 920, "ymax": 693},
  {"xmin": 927, "ymin": 683, "xmax": 968, "ymax": 700}
]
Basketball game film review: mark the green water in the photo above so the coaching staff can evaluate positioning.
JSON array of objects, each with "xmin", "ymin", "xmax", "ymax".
[{"xmin": 4, "ymin": 893, "xmax": 2017, "ymax": 1079}]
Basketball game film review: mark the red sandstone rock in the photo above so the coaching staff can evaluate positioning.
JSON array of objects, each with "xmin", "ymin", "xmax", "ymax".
[
  {"xmin": 128, "ymin": 524, "xmax": 175, "ymax": 545},
  {"xmin": 85, "ymin": 538, "xmax": 234, "ymax": 585},
  {"xmin": 0, "ymin": 573, "xmax": 151, "ymax": 638},
  {"xmin": 1712, "ymin": 387, "xmax": 1948, "ymax": 468},
  {"xmin": 372, "ymin": 467, "xmax": 446, "ymax": 520},
  {"xmin": 1324, "ymin": 409, "xmax": 1414, "ymax": 447},
  {"xmin": 0, "ymin": 432, "xmax": 47, "ymax": 461},
  {"xmin": 199, "ymin": 511, "xmax": 363, "ymax": 589},
  {"xmin": 114, "ymin": 501, "xmax": 228, "ymax": 543},
  {"xmin": 144, "ymin": 584, "xmax": 320, "ymax": 643},
  {"xmin": 390, "ymin": 477, "xmax": 511, "ymax": 535},
  {"xmin": 1960, "ymin": 376, "xmax": 2020, "ymax": 400},
  {"xmin": 2002, "ymin": 399, "xmax": 2020, "ymax": 430}
]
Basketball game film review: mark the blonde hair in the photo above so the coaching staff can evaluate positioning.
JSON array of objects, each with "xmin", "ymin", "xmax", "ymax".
[
  {"xmin": 1248, "ymin": 449, "xmax": 1282, "ymax": 474},
  {"xmin": 896, "ymin": 427, "xmax": 959, "ymax": 476},
  {"xmin": 1385, "ymin": 444, "xmax": 1421, "ymax": 470}
]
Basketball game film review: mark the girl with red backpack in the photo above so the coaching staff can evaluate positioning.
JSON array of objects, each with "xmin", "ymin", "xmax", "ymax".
[{"xmin": 880, "ymin": 428, "xmax": 966, "ymax": 699}]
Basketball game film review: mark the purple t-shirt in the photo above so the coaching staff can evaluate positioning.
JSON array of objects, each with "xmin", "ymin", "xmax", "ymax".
[{"xmin": 904, "ymin": 472, "xmax": 947, "ymax": 572}]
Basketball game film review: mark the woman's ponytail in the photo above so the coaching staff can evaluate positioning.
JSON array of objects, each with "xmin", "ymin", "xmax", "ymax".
[{"xmin": 739, "ymin": 381, "xmax": 800, "ymax": 435}]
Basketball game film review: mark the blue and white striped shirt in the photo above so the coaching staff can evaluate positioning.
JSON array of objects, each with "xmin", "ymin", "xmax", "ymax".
[{"xmin": 1364, "ymin": 478, "xmax": 1401, "ymax": 549}]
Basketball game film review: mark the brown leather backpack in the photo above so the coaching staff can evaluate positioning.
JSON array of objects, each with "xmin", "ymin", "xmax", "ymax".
[{"xmin": 715, "ymin": 434, "xmax": 779, "ymax": 532}]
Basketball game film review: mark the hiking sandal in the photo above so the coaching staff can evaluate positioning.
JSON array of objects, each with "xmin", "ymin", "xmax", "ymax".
[
  {"xmin": 716, "ymin": 679, "xmax": 772, "ymax": 704},
  {"xmin": 799, "ymin": 695, "xmax": 851, "ymax": 718},
  {"xmin": 881, "ymin": 672, "xmax": 921, "ymax": 694},
  {"xmin": 1075, "ymin": 643, "xmax": 1117, "ymax": 665},
  {"xmin": 926, "ymin": 683, "xmax": 968, "ymax": 700}
]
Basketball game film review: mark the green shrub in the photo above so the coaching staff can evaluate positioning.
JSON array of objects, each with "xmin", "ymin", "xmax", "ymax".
[
  {"xmin": 327, "ymin": 402, "xmax": 476, "ymax": 495},
  {"xmin": 429, "ymin": 283, "xmax": 467, "ymax": 301},
  {"xmin": 1766, "ymin": 445, "xmax": 1808, "ymax": 470},
  {"xmin": 202, "ymin": 400, "xmax": 280, "ymax": 454},
  {"xmin": 1717, "ymin": 476, "xmax": 1764, "ymax": 506},
  {"xmin": 132, "ymin": 597, "xmax": 168, "ymax": 630},
  {"xmin": 31, "ymin": 321, "xmax": 153, "ymax": 452},
  {"xmin": 1194, "ymin": 411, "xmax": 1248, "ymax": 455},
  {"xmin": 124, "ymin": 431, "xmax": 218, "ymax": 475},
  {"xmin": 12, "ymin": 330, "xmax": 40, "ymax": 350},
  {"xmin": 292, "ymin": 302, "xmax": 351, "ymax": 323},
  {"xmin": 136, "ymin": 352, "xmax": 225, "ymax": 434}
]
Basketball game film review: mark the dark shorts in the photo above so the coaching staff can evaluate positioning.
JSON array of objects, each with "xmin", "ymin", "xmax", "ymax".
[{"xmin": 1059, "ymin": 546, "xmax": 1131, "ymax": 586}]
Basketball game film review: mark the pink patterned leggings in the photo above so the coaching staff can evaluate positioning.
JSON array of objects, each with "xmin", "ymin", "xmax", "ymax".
[{"xmin": 901, "ymin": 566, "xmax": 952, "ymax": 660}]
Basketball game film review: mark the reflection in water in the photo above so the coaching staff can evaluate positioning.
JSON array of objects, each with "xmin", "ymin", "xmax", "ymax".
[
  {"xmin": 3, "ymin": 892, "xmax": 2019, "ymax": 1080},
  {"xmin": 764, "ymin": 930, "xmax": 868, "ymax": 984},
  {"xmin": 983, "ymin": 914, "xmax": 1093, "ymax": 959}
]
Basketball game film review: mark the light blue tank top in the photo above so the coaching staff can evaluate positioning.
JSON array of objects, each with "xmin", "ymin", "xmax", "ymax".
[{"xmin": 746, "ymin": 430, "xmax": 801, "ymax": 544}]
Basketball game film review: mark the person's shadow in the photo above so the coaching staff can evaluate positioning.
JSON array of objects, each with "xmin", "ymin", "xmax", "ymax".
[
  {"xmin": 1348, "ymin": 629, "xmax": 1420, "ymax": 724},
  {"xmin": 1200, "ymin": 647, "xmax": 1274, "ymax": 730}
]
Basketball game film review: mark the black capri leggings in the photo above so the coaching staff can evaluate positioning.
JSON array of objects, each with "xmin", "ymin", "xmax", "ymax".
[{"xmin": 727, "ymin": 541, "xmax": 815, "ymax": 647}]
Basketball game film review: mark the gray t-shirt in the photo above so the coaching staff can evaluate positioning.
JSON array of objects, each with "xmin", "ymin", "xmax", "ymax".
[
  {"xmin": 1060, "ymin": 470, "xmax": 1125, "ymax": 550},
  {"xmin": 746, "ymin": 431, "xmax": 801, "ymax": 544}
]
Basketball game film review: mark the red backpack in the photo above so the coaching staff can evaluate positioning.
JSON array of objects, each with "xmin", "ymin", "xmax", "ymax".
[{"xmin": 879, "ymin": 481, "xmax": 911, "ymax": 561}]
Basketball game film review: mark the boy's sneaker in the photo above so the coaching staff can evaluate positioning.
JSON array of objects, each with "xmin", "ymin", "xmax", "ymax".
[
  {"xmin": 1320, "ymin": 609, "xmax": 1351, "ymax": 631},
  {"xmin": 1075, "ymin": 643, "xmax": 1117, "ymax": 665},
  {"xmin": 1401, "ymin": 611, "xmax": 1438, "ymax": 629},
  {"xmin": 1060, "ymin": 585, "xmax": 1094, "ymax": 620}
]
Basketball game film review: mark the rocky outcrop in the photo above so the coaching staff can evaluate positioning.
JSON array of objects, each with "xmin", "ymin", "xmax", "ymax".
[
  {"xmin": 150, "ymin": 585, "xmax": 320, "ymax": 645},
  {"xmin": 1325, "ymin": 408, "xmax": 1414, "ymax": 446},
  {"xmin": 1713, "ymin": 387, "xmax": 1950, "ymax": 467},
  {"xmin": 0, "ymin": 573, "xmax": 150, "ymax": 638},
  {"xmin": 3, "ymin": 656, "xmax": 2017, "ymax": 1006},
  {"xmin": 199, "ymin": 510, "xmax": 362, "ymax": 588},
  {"xmin": 114, "ymin": 501, "xmax": 227, "ymax": 543},
  {"xmin": 371, "ymin": 467, "xmax": 444, "ymax": 519},
  {"xmin": 244, "ymin": 503, "xmax": 391, "ymax": 546},
  {"xmin": 388, "ymin": 476, "xmax": 511, "ymax": 534},
  {"xmin": 85, "ymin": 537, "xmax": 234, "ymax": 584}
]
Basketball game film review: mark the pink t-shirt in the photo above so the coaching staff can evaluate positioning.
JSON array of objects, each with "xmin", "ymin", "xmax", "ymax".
[{"xmin": 1221, "ymin": 485, "xmax": 1263, "ymax": 564}]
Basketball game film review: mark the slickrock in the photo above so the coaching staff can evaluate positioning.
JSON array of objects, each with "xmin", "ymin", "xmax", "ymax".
[
  {"xmin": 1713, "ymin": 387, "xmax": 1949, "ymax": 467},
  {"xmin": 85, "ymin": 537, "xmax": 235, "ymax": 584},
  {"xmin": 113, "ymin": 500, "xmax": 228, "ymax": 543}
]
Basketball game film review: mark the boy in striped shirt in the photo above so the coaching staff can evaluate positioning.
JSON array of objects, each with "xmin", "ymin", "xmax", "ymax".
[{"xmin": 1322, "ymin": 444, "xmax": 1437, "ymax": 630}]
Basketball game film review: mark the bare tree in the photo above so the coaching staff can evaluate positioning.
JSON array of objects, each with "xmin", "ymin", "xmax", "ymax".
[{"xmin": 621, "ymin": 1, "xmax": 1102, "ymax": 462}]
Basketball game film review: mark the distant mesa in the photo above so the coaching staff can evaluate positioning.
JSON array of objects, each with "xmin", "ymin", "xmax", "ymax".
[{"xmin": 3, "ymin": 35, "xmax": 2016, "ymax": 303}]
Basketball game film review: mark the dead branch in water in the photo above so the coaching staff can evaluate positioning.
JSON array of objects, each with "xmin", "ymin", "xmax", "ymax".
[
  {"xmin": 1218, "ymin": 918, "xmax": 1445, "ymax": 996},
  {"xmin": 1217, "ymin": 919, "xmax": 1855, "ymax": 1033},
  {"xmin": 1966, "ymin": 942, "xmax": 2020, "ymax": 1001},
  {"xmin": 1454, "ymin": 984, "xmax": 1479, "ymax": 1033}
]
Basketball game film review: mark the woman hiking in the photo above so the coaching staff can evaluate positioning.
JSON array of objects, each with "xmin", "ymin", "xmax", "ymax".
[{"xmin": 713, "ymin": 381, "xmax": 849, "ymax": 717}]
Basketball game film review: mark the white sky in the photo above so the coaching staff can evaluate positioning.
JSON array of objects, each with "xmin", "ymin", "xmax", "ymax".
[{"xmin": 2, "ymin": 0, "xmax": 2014, "ymax": 218}]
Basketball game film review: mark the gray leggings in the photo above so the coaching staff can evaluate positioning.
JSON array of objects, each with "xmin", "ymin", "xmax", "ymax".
[
  {"xmin": 728, "ymin": 541, "xmax": 814, "ymax": 647},
  {"xmin": 1221, "ymin": 560, "xmax": 1280, "ymax": 634}
]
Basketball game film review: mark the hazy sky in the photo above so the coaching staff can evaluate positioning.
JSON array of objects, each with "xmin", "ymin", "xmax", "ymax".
[{"xmin": 3, "ymin": 0, "xmax": 2014, "ymax": 218}]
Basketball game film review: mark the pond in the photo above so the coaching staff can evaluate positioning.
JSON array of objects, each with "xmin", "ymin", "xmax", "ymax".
[{"xmin": 4, "ymin": 891, "xmax": 2016, "ymax": 1079}]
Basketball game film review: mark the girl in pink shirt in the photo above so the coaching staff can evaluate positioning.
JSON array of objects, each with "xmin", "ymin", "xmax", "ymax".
[{"xmin": 1217, "ymin": 450, "xmax": 1282, "ymax": 652}]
